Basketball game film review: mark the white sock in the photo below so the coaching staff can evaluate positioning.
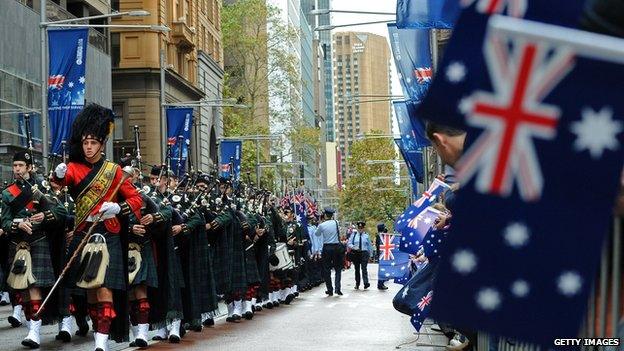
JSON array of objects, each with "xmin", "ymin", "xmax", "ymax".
[
  {"xmin": 25, "ymin": 319, "xmax": 41, "ymax": 345},
  {"xmin": 137, "ymin": 323, "xmax": 149, "ymax": 341},
  {"xmin": 61, "ymin": 315, "xmax": 73, "ymax": 333},
  {"xmin": 169, "ymin": 319, "xmax": 181, "ymax": 338},
  {"xmin": 13, "ymin": 305, "xmax": 23, "ymax": 320},
  {"xmin": 94, "ymin": 332, "xmax": 109, "ymax": 351},
  {"xmin": 233, "ymin": 300, "xmax": 243, "ymax": 316},
  {"xmin": 155, "ymin": 326, "xmax": 167, "ymax": 338}
]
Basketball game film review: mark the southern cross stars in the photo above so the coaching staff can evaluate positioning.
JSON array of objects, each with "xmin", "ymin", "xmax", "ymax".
[
  {"xmin": 571, "ymin": 106, "xmax": 623, "ymax": 159},
  {"xmin": 503, "ymin": 222, "xmax": 530, "ymax": 248},
  {"xmin": 476, "ymin": 287, "xmax": 501, "ymax": 312},
  {"xmin": 557, "ymin": 271, "xmax": 582, "ymax": 297},
  {"xmin": 452, "ymin": 249, "xmax": 477, "ymax": 275},
  {"xmin": 446, "ymin": 61, "xmax": 467, "ymax": 83}
]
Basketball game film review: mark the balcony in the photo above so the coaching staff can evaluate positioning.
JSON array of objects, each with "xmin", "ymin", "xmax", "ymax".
[{"xmin": 171, "ymin": 21, "xmax": 195, "ymax": 53}]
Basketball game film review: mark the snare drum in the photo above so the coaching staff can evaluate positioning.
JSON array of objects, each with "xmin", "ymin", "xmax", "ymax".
[{"xmin": 270, "ymin": 243, "xmax": 294, "ymax": 271}]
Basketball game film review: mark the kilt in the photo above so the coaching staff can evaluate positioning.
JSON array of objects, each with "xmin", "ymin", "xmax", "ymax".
[
  {"xmin": 244, "ymin": 246, "xmax": 261, "ymax": 285},
  {"xmin": 130, "ymin": 239, "xmax": 158, "ymax": 289},
  {"xmin": 100, "ymin": 233, "xmax": 126, "ymax": 291},
  {"xmin": 212, "ymin": 215, "xmax": 247, "ymax": 295},
  {"xmin": 9, "ymin": 236, "xmax": 55, "ymax": 288}
]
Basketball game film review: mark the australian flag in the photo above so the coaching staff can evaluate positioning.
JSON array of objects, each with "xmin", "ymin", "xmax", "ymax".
[
  {"xmin": 393, "ymin": 260, "xmax": 438, "ymax": 332},
  {"xmin": 378, "ymin": 233, "xmax": 411, "ymax": 280},
  {"xmin": 395, "ymin": 179, "xmax": 451, "ymax": 233},
  {"xmin": 398, "ymin": 206, "xmax": 442, "ymax": 255},
  {"xmin": 415, "ymin": 1, "xmax": 624, "ymax": 345}
]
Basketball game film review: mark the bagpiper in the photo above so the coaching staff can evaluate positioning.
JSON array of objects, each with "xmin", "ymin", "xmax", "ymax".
[{"xmin": 53, "ymin": 104, "xmax": 143, "ymax": 351}]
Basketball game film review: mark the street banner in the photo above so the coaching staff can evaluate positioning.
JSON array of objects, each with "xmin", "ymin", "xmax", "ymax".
[
  {"xmin": 219, "ymin": 140, "xmax": 242, "ymax": 181},
  {"xmin": 48, "ymin": 28, "xmax": 88, "ymax": 154},
  {"xmin": 396, "ymin": 0, "xmax": 461, "ymax": 29},
  {"xmin": 388, "ymin": 24, "xmax": 432, "ymax": 102},
  {"xmin": 417, "ymin": 9, "xmax": 624, "ymax": 345},
  {"xmin": 394, "ymin": 100, "xmax": 429, "ymax": 191},
  {"xmin": 166, "ymin": 107, "xmax": 193, "ymax": 176}
]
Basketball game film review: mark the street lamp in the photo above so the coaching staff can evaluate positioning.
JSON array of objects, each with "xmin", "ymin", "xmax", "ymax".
[
  {"xmin": 356, "ymin": 134, "xmax": 398, "ymax": 140},
  {"xmin": 38, "ymin": 5, "xmax": 166, "ymax": 171},
  {"xmin": 315, "ymin": 20, "xmax": 396, "ymax": 31},
  {"xmin": 309, "ymin": 9, "xmax": 395, "ymax": 16}
]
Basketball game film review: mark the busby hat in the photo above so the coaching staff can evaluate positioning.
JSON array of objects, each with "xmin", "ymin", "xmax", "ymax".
[
  {"xmin": 68, "ymin": 104, "xmax": 114, "ymax": 162},
  {"xmin": 13, "ymin": 151, "xmax": 32, "ymax": 165},
  {"xmin": 356, "ymin": 221, "xmax": 366, "ymax": 227},
  {"xmin": 377, "ymin": 222, "xmax": 386, "ymax": 232},
  {"xmin": 196, "ymin": 173, "xmax": 211, "ymax": 185},
  {"xmin": 150, "ymin": 165, "xmax": 162, "ymax": 177}
]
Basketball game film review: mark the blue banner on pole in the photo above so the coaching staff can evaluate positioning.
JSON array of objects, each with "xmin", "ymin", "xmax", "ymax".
[
  {"xmin": 396, "ymin": 0, "xmax": 461, "ymax": 29},
  {"xmin": 219, "ymin": 140, "xmax": 242, "ymax": 181},
  {"xmin": 394, "ymin": 100, "xmax": 429, "ymax": 189},
  {"xmin": 47, "ymin": 28, "xmax": 88, "ymax": 155},
  {"xmin": 166, "ymin": 107, "xmax": 193, "ymax": 176},
  {"xmin": 388, "ymin": 24, "xmax": 432, "ymax": 102}
]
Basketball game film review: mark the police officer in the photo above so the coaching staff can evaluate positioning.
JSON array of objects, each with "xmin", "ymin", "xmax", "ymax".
[
  {"xmin": 348, "ymin": 221, "xmax": 372, "ymax": 290},
  {"xmin": 314, "ymin": 207, "xmax": 344, "ymax": 296}
]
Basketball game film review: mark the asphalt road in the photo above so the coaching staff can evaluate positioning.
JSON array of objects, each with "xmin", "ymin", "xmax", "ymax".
[{"xmin": 0, "ymin": 264, "xmax": 448, "ymax": 351}]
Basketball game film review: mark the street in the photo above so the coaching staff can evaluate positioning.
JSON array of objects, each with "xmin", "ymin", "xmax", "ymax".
[{"xmin": 0, "ymin": 264, "xmax": 448, "ymax": 351}]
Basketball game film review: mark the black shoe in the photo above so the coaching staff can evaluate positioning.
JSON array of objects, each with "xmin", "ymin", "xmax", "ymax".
[
  {"xmin": 8, "ymin": 316, "xmax": 22, "ymax": 328},
  {"xmin": 95, "ymin": 348, "xmax": 104, "ymax": 351},
  {"xmin": 254, "ymin": 305, "xmax": 263, "ymax": 312},
  {"xmin": 265, "ymin": 303, "xmax": 273, "ymax": 309},
  {"xmin": 21, "ymin": 339, "xmax": 39, "ymax": 349},
  {"xmin": 0, "ymin": 301, "xmax": 8, "ymax": 306},
  {"xmin": 364, "ymin": 283, "xmax": 370, "ymax": 289},
  {"xmin": 335, "ymin": 290, "xmax": 343, "ymax": 296},
  {"xmin": 354, "ymin": 285, "xmax": 359, "ymax": 290},
  {"xmin": 152, "ymin": 335, "xmax": 166, "ymax": 341},
  {"xmin": 243, "ymin": 311, "xmax": 253, "ymax": 320},
  {"xmin": 233, "ymin": 314, "xmax": 241, "ymax": 321},
  {"xmin": 134, "ymin": 338, "xmax": 148, "ymax": 348},
  {"xmin": 226, "ymin": 316, "xmax": 234, "ymax": 323},
  {"xmin": 192, "ymin": 325, "xmax": 202, "ymax": 332},
  {"xmin": 325, "ymin": 290, "xmax": 333, "ymax": 296},
  {"xmin": 284, "ymin": 294, "xmax": 294, "ymax": 304},
  {"xmin": 272, "ymin": 301, "xmax": 280, "ymax": 307},
  {"xmin": 294, "ymin": 292, "xmax": 299, "ymax": 297},
  {"xmin": 169, "ymin": 334, "xmax": 180, "ymax": 343},
  {"xmin": 202, "ymin": 318, "xmax": 214, "ymax": 327},
  {"xmin": 129, "ymin": 341, "xmax": 137, "ymax": 347},
  {"xmin": 55, "ymin": 330, "xmax": 72, "ymax": 342}
]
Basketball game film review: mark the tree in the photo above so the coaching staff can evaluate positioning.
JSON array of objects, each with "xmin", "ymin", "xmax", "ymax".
[
  {"xmin": 338, "ymin": 132, "xmax": 410, "ymax": 237},
  {"xmin": 222, "ymin": 0, "xmax": 319, "ymax": 191}
]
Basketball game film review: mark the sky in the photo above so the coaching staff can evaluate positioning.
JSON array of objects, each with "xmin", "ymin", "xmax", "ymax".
[{"xmin": 328, "ymin": 0, "xmax": 402, "ymax": 135}]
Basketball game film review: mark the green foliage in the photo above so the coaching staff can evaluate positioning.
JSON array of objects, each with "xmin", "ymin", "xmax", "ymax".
[{"xmin": 338, "ymin": 132, "xmax": 410, "ymax": 236}]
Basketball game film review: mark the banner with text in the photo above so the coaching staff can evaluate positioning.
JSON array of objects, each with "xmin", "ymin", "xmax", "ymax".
[
  {"xmin": 166, "ymin": 107, "xmax": 193, "ymax": 176},
  {"xmin": 48, "ymin": 28, "xmax": 88, "ymax": 155}
]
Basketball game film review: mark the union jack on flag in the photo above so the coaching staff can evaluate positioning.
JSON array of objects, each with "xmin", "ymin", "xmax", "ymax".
[
  {"xmin": 414, "ymin": 67, "xmax": 432, "ymax": 84},
  {"xmin": 455, "ymin": 33, "xmax": 575, "ymax": 201},
  {"xmin": 379, "ymin": 233, "xmax": 397, "ymax": 261},
  {"xmin": 395, "ymin": 179, "xmax": 450, "ymax": 234},
  {"xmin": 417, "ymin": 290, "xmax": 434, "ymax": 311},
  {"xmin": 461, "ymin": 0, "xmax": 528, "ymax": 18},
  {"xmin": 48, "ymin": 75, "xmax": 65, "ymax": 89},
  {"xmin": 220, "ymin": 164, "xmax": 230, "ymax": 173}
]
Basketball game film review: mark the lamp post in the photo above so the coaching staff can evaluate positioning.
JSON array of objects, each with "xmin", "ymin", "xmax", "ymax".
[
  {"xmin": 314, "ymin": 20, "xmax": 396, "ymax": 32},
  {"xmin": 39, "ymin": 3, "xmax": 160, "ymax": 171},
  {"xmin": 309, "ymin": 9, "xmax": 395, "ymax": 16}
]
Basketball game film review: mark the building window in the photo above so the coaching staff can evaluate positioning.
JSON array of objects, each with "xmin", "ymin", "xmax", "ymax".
[
  {"xmin": 345, "ymin": 36, "xmax": 350, "ymax": 44},
  {"xmin": 186, "ymin": 0, "xmax": 192, "ymax": 24},
  {"xmin": 111, "ymin": 33, "xmax": 120, "ymax": 68},
  {"xmin": 112, "ymin": 103, "xmax": 125, "ymax": 140}
]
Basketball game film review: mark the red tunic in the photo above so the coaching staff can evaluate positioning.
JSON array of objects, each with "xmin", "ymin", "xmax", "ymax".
[{"xmin": 55, "ymin": 161, "xmax": 142, "ymax": 233}]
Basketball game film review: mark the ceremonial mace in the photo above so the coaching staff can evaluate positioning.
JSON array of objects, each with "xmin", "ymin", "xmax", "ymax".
[{"xmin": 35, "ymin": 165, "xmax": 134, "ymax": 317}]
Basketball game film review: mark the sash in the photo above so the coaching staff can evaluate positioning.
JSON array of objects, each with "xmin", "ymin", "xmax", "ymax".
[
  {"xmin": 74, "ymin": 161, "xmax": 118, "ymax": 229},
  {"xmin": 7, "ymin": 184, "xmax": 33, "ymax": 214}
]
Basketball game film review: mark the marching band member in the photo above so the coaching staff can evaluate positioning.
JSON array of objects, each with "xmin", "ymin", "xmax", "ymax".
[
  {"xmin": 53, "ymin": 104, "xmax": 143, "ymax": 351},
  {"xmin": 1, "ymin": 151, "xmax": 67, "ymax": 348}
]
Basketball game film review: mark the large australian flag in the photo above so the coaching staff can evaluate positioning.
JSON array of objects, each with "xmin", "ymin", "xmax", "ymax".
[{"xmin": 416, "ymin": 1, "xmax": 624, "ymax": 346}]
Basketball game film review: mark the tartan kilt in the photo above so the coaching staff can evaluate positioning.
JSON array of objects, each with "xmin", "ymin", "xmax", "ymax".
[
  {"xmin": 211, "ymin": 225, "xmax": 235, "ymax": 295},
  {"xmin": 230, "ymin": 226, "xmax": 248, "ymax": 293},
  {"xmin": 100, "ymin": 234, "xmax": 125, "ymax": 291},
  {"xmin": 244, "ymin": 246, "xmax": 261, "ymax": 285},
  {"xmin": 9, "ymin": 236, "xmax": 55, "ymax": 288},
  {"xmin": 130, "ymin": 239, "xmax": 158, "ymax": 288}
]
